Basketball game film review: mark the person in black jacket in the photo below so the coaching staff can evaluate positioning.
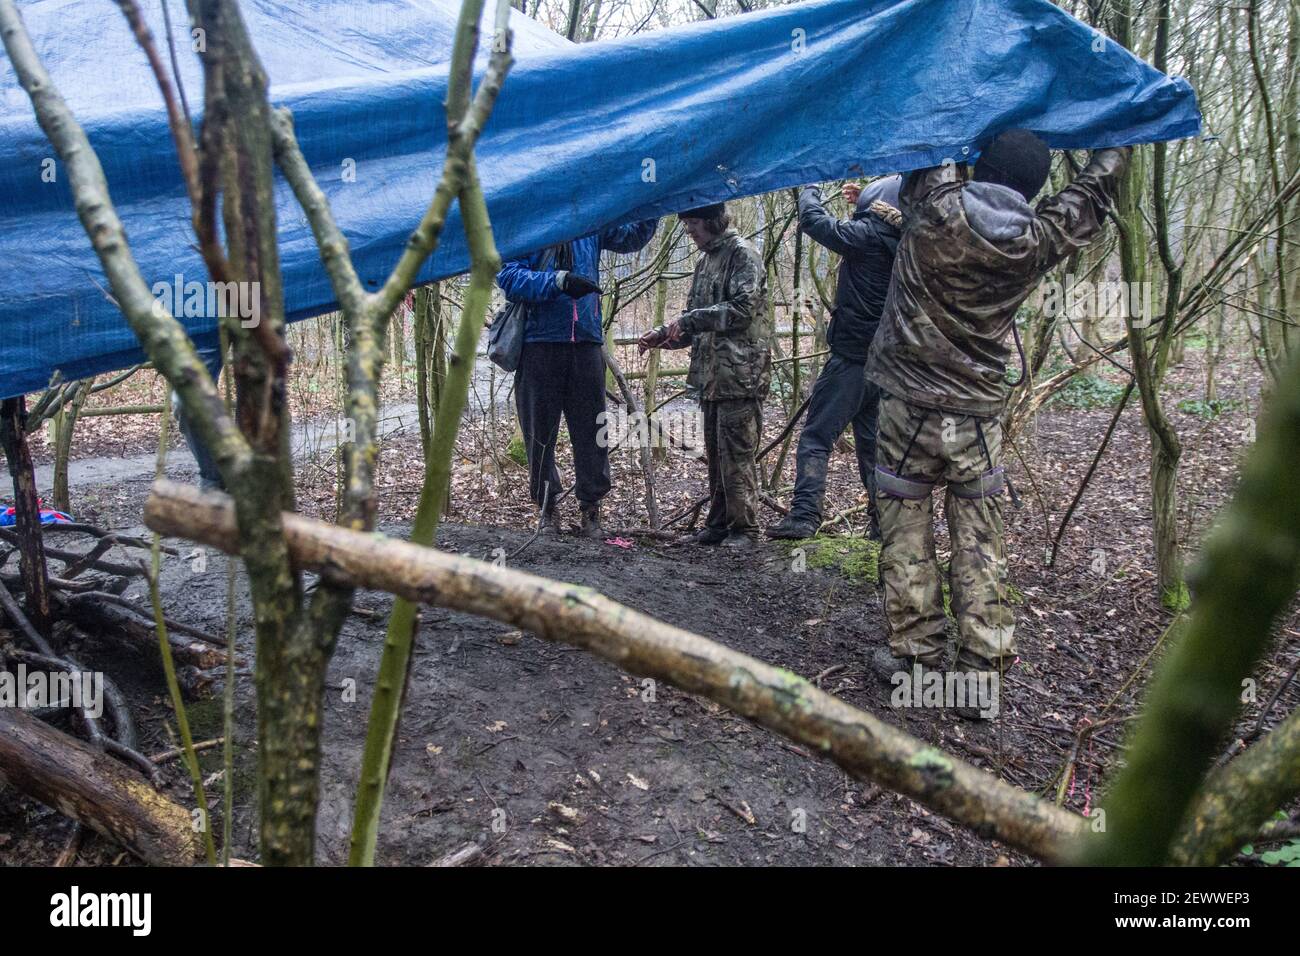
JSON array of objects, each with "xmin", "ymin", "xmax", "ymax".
[{"xmin": 767, "ymin": 176, "xmax": 903, "ymax": 542}]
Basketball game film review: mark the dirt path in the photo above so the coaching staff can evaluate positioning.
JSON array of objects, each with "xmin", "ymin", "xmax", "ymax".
[{"xmin": 30, "ymin": 402, "xmax": 426, "ymax": 492}]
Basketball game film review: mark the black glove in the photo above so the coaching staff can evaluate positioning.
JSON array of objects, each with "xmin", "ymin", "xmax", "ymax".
[{"xmin": 555, "ymin": 270, "xmax": 603, "ymax": 299}]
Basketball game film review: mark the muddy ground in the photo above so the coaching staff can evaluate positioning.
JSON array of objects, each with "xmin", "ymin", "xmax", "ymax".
[
  {"xmin": 3, "ymin": 344, "xmax": 1298, "ymax": 866},
  {"xmin": 2, "ymin": 517, "xmax": 1025, "ymax": 866}
]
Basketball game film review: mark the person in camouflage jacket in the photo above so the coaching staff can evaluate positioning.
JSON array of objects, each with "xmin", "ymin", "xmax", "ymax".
[
  {"xmin": 639, "ymin": 202, "xmax": 772, "ymax": 548},
  {"xmin": 865, "ymin": 130, "xmax": 1131, "ymax": 694}
]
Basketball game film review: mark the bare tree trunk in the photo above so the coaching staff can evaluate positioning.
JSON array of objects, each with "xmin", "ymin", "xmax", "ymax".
[
  {"xmin": 347, "ymin": 161, "xmax": 505, "ymax": 866},
  {"xmin": 647, "ymin": 219, "xmax": 675, "ymax": 463},
  {"xmin": 51, "ymin": 379, "xmax": 93, "ymax": 514},
  {"xmin": 390, "ymin": 302, "xmax": 407, "ymax": 390},
  {"xmin": 413, "ymin": 283, "xmax": 450, "ymax": 514},
  {"xmin": 1112, "ymin": 0, "xmax": 1185, "ymax": 607},
  {"xmin": 0, "ymin": 397, "xmax": 52, "ymax": 636},
  {"xmin": 582, "ymin": 0, "xmax": 602, "ymax": 40},
  {"xmin": 565, "ymin": 0, "xmax": 583, "ymax": 40},
  {"xmin": 1205, "ymin": 301, "xmax": 1226, "ymax": 402},
  {"xmin": 1247, "ymin": 0, "xmax": 1293, "ymax": 369}
]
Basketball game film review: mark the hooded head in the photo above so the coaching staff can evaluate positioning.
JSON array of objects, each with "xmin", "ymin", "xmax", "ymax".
[
  {"xmin": 974, "ymin": 129, "xmax": 1051, "ymax": 202},
  {"xmin": 854, "ymin": 175, "xmax": 902, "ymax": 219}
]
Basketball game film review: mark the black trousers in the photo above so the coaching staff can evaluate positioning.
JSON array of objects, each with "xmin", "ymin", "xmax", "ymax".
[
  {"xmin": 514, "ymin": 341, "xmax": 611, "ymax": 508},
  {"xmin": 789, "ymin": 354, "xmax": 880, "ymax": 524},
  {"xmin": 175, "ymin": 345, "xmax": 226, "ymax": 491}
]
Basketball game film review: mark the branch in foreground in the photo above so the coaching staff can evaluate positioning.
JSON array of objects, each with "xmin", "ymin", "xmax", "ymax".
[
  {"xmin": 1075, "ymin": 346, "xmax": 1300, "ymax": 865},
  {"xmin": 368, "ymin": 0, "xmax": 515, "ymax": 322},
  {"xmin": 347, "ymin": 159, "xmax": 505, "ymax": 866},
  {"xmin": 1170, "ymin": 704, "xmax": 1300, "ymax": 866},
  {"xmin": 144, "ymin": 480, "xmax": 1084, "ymax": 862}
]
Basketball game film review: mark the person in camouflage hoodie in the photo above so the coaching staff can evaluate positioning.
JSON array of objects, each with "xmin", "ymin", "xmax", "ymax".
[
  {"xmin": 639, "ymin": 203, "xmax": 772, "ymax": 548},
  {"xmin": 865, "ymin": 130, "xmax": 1131, "ymax": 693}
]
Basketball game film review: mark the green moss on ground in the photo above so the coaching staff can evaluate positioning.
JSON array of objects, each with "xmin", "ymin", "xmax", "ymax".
[
  {"xmin": 1162, "ymin": 580, "xmax": 1191, "ymax": 612},
  {"xmin": 505, "ymin": 432, "xmax": 528, "ymax": 468},
  {"xmin": 784, "ymin": 535, "xmax": 881, "ymax": 583}
]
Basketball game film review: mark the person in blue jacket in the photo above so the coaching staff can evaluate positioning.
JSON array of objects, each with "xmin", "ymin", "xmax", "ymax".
[{"xmin": 497, "ymin": 218, "xmax": 659, "ymax": 537}]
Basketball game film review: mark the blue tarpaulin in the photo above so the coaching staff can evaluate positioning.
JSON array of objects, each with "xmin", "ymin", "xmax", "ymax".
[{"xmin": 0, "ymin": 0, "xmax": 1200, "ymax": 399}]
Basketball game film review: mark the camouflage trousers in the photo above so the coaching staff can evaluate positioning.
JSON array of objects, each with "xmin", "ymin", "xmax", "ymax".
[
  {"xmin": 875, "ymin": 393, "xmax": 1016, "ymax": 664},
  {"xmin": 702, "ymin": 398, "xmax": 762, "ymax": 535}
]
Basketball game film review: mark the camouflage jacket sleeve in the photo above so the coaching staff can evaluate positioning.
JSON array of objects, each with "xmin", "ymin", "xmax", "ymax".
[
  {"xmin": 898, "ymin": 163, "xmax": 962, "ymax": 221},
  {"xmin": 1029, "ymin": 147, "xmax": 1131, "ymax": 272},
  {"xmin": 677, "ymin": 244, "xmax": 763, "ymax": 336}
]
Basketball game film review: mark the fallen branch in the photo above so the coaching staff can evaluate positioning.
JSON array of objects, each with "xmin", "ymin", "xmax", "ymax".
[
  {"xmin": 150, "ymin": 737, "xmax": 226, "ymax": 765},
  {"xmin": 429, "ymin": 842, "xmax": 483, "ymax": 867},
  {"xmin": 0, "ymin": 705, "xmax": 200, "ymax": 865},
  {"xmin": 0, "ymin": 578, "xmax": 55, "ymax": 657},
  {"xmin": 54, "ymin": 592, "xmax": 226, "ymax": 669},
  {"xmin": 67, "ymin": 589, "xmax": 223, "ymax": 647},
  {"xmin": 4, "ymin": 646, "xmax": 140, "ymax": 752},
  {"xmin": 660, "ymin": 494, "xmax": 708, "ymax": 531},
  {"xmin": 145, "ymin": 479, "xmax": 1084, "ymax": 861},
  {"xmin": 0, "ymin": 530, "xmax": 145, "ymax": 579},
  {"xmin": 42, "ymin": 523, "xmax": 177, "ymax": 554}
]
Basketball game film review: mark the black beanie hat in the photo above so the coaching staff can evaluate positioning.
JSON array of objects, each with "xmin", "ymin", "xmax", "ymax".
[
  {"xmin": 680, "ymin": 202, "xmax": 726, "ymax": 221},
  {"xmin": 974, "ymin": 129, "xmax": 1051, "ymax": 201}
]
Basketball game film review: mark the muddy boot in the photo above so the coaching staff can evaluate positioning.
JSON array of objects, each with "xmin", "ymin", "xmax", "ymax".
[
  {"xmin": 765, "ymin": 515, "xmax": 818, "ymax": 540},
  {"xmin": 679, "ymin": 527, "xmax": 727, "ymax": 546},
  {"xmin": 951, "ymin": 651, "xmax": 1005, "ymax": 721},
  {"xmin": 866, "ymin": 512, "xmax": 882, "ymax": 542},
  {"xmin": 866, "ymin": 646, "xmax": 941, "ymax": 687},
  {"xmin": 578, "ymin": 501, "xmax": 604, "ymax": 540},
  {"xmin": 722, "ymin": 531, "xmax": 758, "ymax": 550},
  {"xmin": 866, "ymin": 646, "xmax": 910, "ymax": 686},
  {"xmin": 537, "ymin": 507, "xmax": 561, "ymax": 535}
]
